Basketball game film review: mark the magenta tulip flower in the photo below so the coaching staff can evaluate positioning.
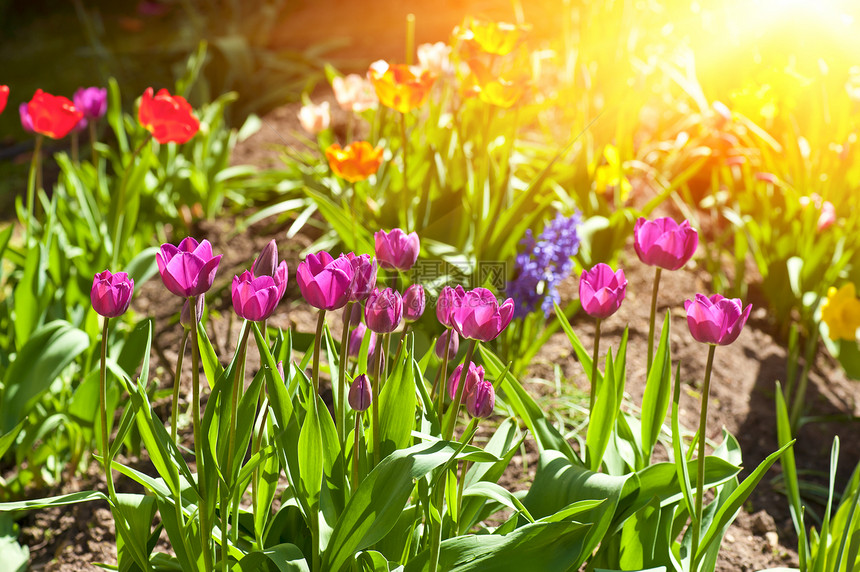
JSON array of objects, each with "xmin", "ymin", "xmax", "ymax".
[
  {"xmin": 19, "ymin": 103, "xmax": 34, "ymax": 133},
  {"xmin": 634, "ymin": 217, "xmax": 699, "ymax": 271},
  {"xmin": 403, "ymin": 284, "xmax": 425, "ymax": 322},
  {"xmin": 349, "ymin": 373, "xmax": 372, "ymax": 411},
  {"xmin": 73, "ymin": 87, "xmax": 108, "ymax": 120},
  {"xmin": 297, "ymin": 251, "xmax": 355, "ymax": 310},
  {"xmin": 374, "ymin": 228, "xmax": 420, "ymax": 271},
  {"xmin": 684, "ymin": 294, "xmax": 752, "ymax": 346},
  {"xmin": 347, "ymin": 253, "xmax": 378, "ymax": 301},
  {"xmin": 437, "ymin": 285, "xmax": 466, "ymax": 328},
  {"xmin": 448, "ymin": 362, "xmax": 483, "ymax": 401},
  {"xmin": 435, "ymin": 329, "xmax": 459, "ymax": 360},
  {"xmin": 231, "ymin": 271, "xmax": 284, "ymax": 321},
  {"xmin": 365, "ymin": 287, "xmax": 403, "ymax": 333},
  {"xmin": 450, "ymin": 287, "xmax": 514, "ymax": 342},
  {"xmin": 579, "ymin": 264, "xmax": 627, "ymax": 319},
  {"xmin": 156, "ymin": 237, "xmax": 221, "ymax": 298},
  {"xmin": 466, "ymin": 379, "xmax": 495, "ymax": 418},
  {"xmin": 348, "ymin": 322, "xmax": 377, "ymax": 357},
  {"xmin": 91, "ymin": 270, "xmax": 134, "ymax": 317}
]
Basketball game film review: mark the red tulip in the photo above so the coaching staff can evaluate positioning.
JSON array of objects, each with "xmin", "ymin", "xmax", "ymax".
[
  {"xmin": 27, "ymin": 89, "xmax": 84, "ymax": 139},
  {"xmin": 138, "ymin": 87, "xmax": 200, "ymax": 144},
  {"xmin": 0, "ymin": 86, "xmax": 9, "ymax": 115}
]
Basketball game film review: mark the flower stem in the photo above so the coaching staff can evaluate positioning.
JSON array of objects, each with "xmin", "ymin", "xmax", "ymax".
[
  {"xmin": 372, "ymin": 333, "xmax": 384, "ymax": 467},
  {"xmin": 647, "ymin": 267, "xmax": 662, "ymax": 372},
  {"xmin": 312, "ymin": 311, "xmax": 326, "ymax": 396},
  {"xmin": 443, "ymin": 340, "xmax": 476, "ymax": 441},
  {"xmin": 189, "ymin": 296, "xmax": 214, "ymax": 572},
  {"xmin": 434, "ymin": 331, "xmax": 452, "ymax": 415},
  {"xmin": 338, "ymin": 303, "xmax": 354, "ymax": 447},
  {"xmin": 171, "ymin": 329, "xmax": 189, "ymax": 445},
  {"xmin": 691, "ymin": 343, "xmax": 716, "ymax": 566},
  {"xmin": 89, "ymin": 121, "xmax": 99, "ymax": 167},
  {"xmin": 456, "ymin": 418, "xmax": 478, "ymax": 535},
  {"xmin": 99, "ymin": 317, "xmax": 118, "ymax": 503},
  {"xmin": 352, "ymin": 412, "xmax": 362, "ymax": 491},
  {"xmin": 25, "ymin": 134, "xmax": 43, "ymax": 244},
  {"xmin": 589, "ymin": 318, "xmax": 602, "ymax": 413}
]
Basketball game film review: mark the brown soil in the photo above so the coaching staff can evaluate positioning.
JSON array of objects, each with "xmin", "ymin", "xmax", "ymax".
[{"xmin": 11, "ymin": 1, "xmax": 860, "ymax": 570}]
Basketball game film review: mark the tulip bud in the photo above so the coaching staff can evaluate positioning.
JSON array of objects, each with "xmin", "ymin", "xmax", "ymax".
[
  {"xmin": 347, "ymin": 253, "xmax": 378, "ymax": 302},
  {"xmin": 365, "ymin": 288, "xmax": 403, "ymax": 333},
  {"xmin": 348, "ymin": 373, "xmax": 372, "ymax": 411},
  {"xmin": 73, "ymin": 87, "xmax": 108, "ymax": 121},
  {"xmin": 91, "ymin": 270, "xmax": 134, "ymax": 318},
  {"xmin": 436, "ymin": 285, "xmax": 465, "ymax": 328},
  {"xmin": 633, "ymin": 217, "xmax": 698, "ymax": 271},
  {"xmin": 448, "ymin": 362, "xmax": 483, "ymax": 401},
  {"xmin": 348, "ymin": 322, "xmax": 377, "ymax": 358},
  {"xmin": 403, "ymin": 284, "xmax": 425, "ymax": 322},
  {"xmin": 180, "ymin": 296, "xmax": 205, "ymax": 329},
  {"xmin": 579, "ymin": 264, "xmax": 626, "ymax": 320},
  {"xmin": 466, "ymin": 379, "xmax": 495, "ymax": 418},
  {"xmin": 374, "ymin": 228, "xmax": 420, "ymax": 272},
  {"xmin": 19, "ymin": 102, "xmax": 34, "ymax": 133},
  {"xmin": 450, "ymin": 288, "xmax": 514, "ymax": 341},
  {"xmin": 684, "ymin": 293, "xmax": 751, "ymax": 346},
  {"xmin": 435, "ymin": 329, "xmax": 459, "ymax": 360},
  {"xmin": 253, "ymin": 239, "xmax": 278, "ymax": 278}
]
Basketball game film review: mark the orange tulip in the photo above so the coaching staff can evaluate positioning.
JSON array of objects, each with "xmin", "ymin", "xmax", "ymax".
[
  {"xmin": 325, "ymin": 141, "xmax": 384, "ymax": 183},
  {"xmin": 368, "ymin": 60, "xmax": 436, "ymax": 114},
  {"xmin": 455, "ymin": 18, "xmax": 529, "ymax": 57},
  {"xmin": 467, "ymin": 60, "xmax": 529, "ymax": 108},
  {"xmin": 27, "ymin": 89, "xmax": 84, "ymax": 139},
  {"xmin": 138, "ymin": 87, "xmax": 200, "ymax": 144}
]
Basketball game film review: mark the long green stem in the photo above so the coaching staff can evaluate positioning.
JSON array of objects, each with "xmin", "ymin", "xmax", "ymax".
[
  {"xmin": 338, "ymin": 303, "xmax": 354, "ymax": 447},
  {"xmin": 111, "ymin": 134, "xmax": 151, "ymax": 267},
  {"xmin": 456, "ymin": 418, "xmax": 478, "ymax": 535},
  {"xmin": 25, "ymin": 134, "xmax": 43, "ymax": 244},
  {"xmin": 589, "ymin": 319, "xmax": 602, "ymax": 413},
  {"xmin": 434, "ymin": 330, "xmax": 452, "ymax": 415},
  {"xmin": 691, "ymin": 344, "xmax": 716, "ymax": 566},
  {"xmin": 99, "ymin": 317, "xmax": 117, "ymax": 502},
  {"xmin": 427, "ymin": 484, "xmax": 444, "ymax": 572},
  {"xmin": 647, "ymin": 267, "xmax": 662, "ymax": 372},
  {"xmin": 312, "ymin": 311, "xmax": 326, "ymax": 395},
  {"xmin": 443, "ymin": 340, "xmax": 477, "ymax": 441},
  {"xmin": 190, "ymin": 296, "xmax": 214, "ymax": 572},
  {"xmin": 372, "ymin": 333, "xmax": 384, "ymax": 467},
  {"xmin": 171, "ymin": 330, "xmax": 189, "ymax": 445},
  {"xmin": 352, "ymin": 413, "xmax": 362, "ymax": 491}
]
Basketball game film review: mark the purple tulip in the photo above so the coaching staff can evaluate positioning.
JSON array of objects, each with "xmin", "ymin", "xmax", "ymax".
[
  {"xmin": 73, "ymin": 87, "xmax": 108, "ymax": 120},
  {"xmin": 435, "ymin": 329, "xmax": 459, "ymax": 360},
  {"xmin": 365, "ymin": 287, "xmax": 403, "ymax": 333},
  {"xmin": 436, "ymin": 285, "xmax": 465, "ymax": 328},
  {"xmin": 231, "ymin": 271, "xmax": 283, "ymax": 321},
  {"xmin": 684, "ymin": 294, "xmax": 752, "ymax": 346},
  {"xmin": 466, "ymin": 379, "xmax": 495, "ymax": 418},
  {"xmin": 349, "ymin": 373, "xmax": 372, "ymax": 411},
  {"xmin": 374, "ymin": 228, "xmax": 420, "ymax": 271},
  {"xmin": 91, "ymin": 270, "xmax": 134, "ymax": 317},
  {"xmin": 579, "ymin": 264, "xmax": 627, "ymax": 319},
  {"xmin": 403, "ymin": 284, "xmax": 425, "ymax": 322},
  {"xmin": 348, "ymin": 322, "xmax": 377, "ymax": 357},
  {"xmin": 296, "ymin": 251, "xmax": 355, "ymax": 310},
  {"xmin": 157, "ymin": 237, "xmax": 222, "ymax": 298},
  {"xmin": 252, "ymin": 240, "xmax": 289, "ymax": 299},
  {"xmin": 633, "ymin": 217, "xmax": 699, "ymax": 271},
  {"xmin": 19, "ymin": 103, "xmax": 34, "ymax": 133},
  {"xmin": 180, "ymin": 296, "xmax": 205, "ymax": 328},
  {"xmin": 450, "ymin": 288, "xmax": 514, "ymax": 342},
  {"xmin": 347, "ymin": 253, "xmax": 377, "ymax": 302},
  {"xmin": 448, "ymin": 362, "xmax": 483, "ymax": 401}
]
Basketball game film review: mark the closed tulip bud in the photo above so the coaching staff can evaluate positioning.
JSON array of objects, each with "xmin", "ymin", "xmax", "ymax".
[
  {"xmin": 579, "ymin": 264, "xmax": 626, "ymax": 319},
  {"xmin": 231, "ymin": 271, "xmax": 283, "ymax": 321},
  {"xmin": 403, "ymin": 284, "xmax": 425, "ymax": 322},
  {"xmin": 435, "ymin": 329, "xmax": 459, "ymax": 360},
  {"xmin": 450, "ymin": 288, "xmax": 514, "ymax": 341},
  {"xmin": 348, "ymin": 322, "xmax": 377, "ymax": 358},
  {"xmin": 684, "ymin": 294, "xmax": 752, "ymax": 346},
  {"xmin": 347, "ymin": 253, "xmax": 377, "ymax": 302},
  {"xmin": 91, "ymin": 270, "xmax": 134, "ymax": 317},
  {"xmin": 436, "ymin": 285, "xmax": 465, "ymax": 328},
  {"xmin": 157, "ymin": 237, "xmax": 222, "ymax": 298},
  {"xmin": 448, "ymin": 362, "xmax": 483, "ymax": 401},
  {"xmin": 466, "ymin": 379, "xmax": 495, "ymax": 418},
  {"xmin": 253, "ymin": 240, "xmax": 279, "ymax": 279},
  {"xmin": 633, "ymin": 217, "xmax": 698, "ymax": 271},
  {"xmin": 180, "ymin": 296, "xmax": 205, "ymax": 329},
  {"xmin": 374, "ymin": 228, "xmax": 420, "ymax": 271},
  {"xmin": 349, "ymin": 373, "xmax": 372, "ymax": 411},
  {"xmin": 73, "ymin": 87, "xmax": 108, "ymax": 120},
  {"xmin": 348, "ymin": 302, "xmax": 363, "ymax": 327},
  {"xmin": 19, "ymin": 103, "xmax": 34, "ymax": 133},
  {"xmin": 365, "ymin": 288, "xmax": 403, "ymax": 333}
]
